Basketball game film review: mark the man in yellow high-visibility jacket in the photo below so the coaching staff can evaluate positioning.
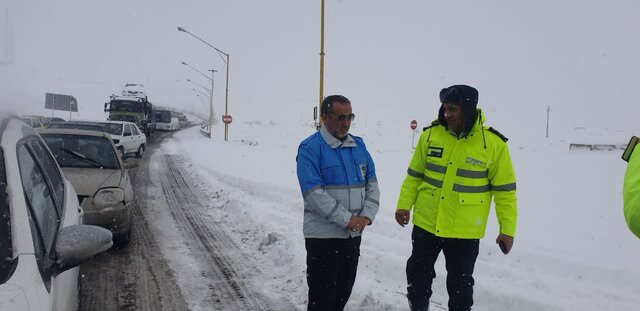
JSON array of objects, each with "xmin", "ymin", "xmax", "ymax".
[{"xmin": 395, "ymin": 85, "xmax": 517, "ymax": 311}]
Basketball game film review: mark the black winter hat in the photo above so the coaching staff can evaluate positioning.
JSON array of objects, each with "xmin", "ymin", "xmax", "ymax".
[{"xmin": 438, "ymin": 84, "xmax": 479, "ymax": 134}]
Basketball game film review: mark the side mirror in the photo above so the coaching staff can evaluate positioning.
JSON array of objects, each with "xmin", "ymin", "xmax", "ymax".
[
  {"xmin": 112, "ymin": 139, "xmax": 120, "ymax": 144},
  {"xmin": 124, "ymin": 158, "xmax": 139, "ymax": 169},
  {"xmin": 54, "ymin": 224, "xmax": 113, "ymax": 275}
]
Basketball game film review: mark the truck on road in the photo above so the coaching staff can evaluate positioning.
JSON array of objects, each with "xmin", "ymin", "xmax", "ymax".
[{"xmin": 104, "ymin": 84, "xmax": 155, "ymax": 137}]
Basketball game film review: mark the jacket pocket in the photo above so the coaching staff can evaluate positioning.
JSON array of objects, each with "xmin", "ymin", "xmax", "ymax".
[
  {"xmin": 456, "ymin": 192, "xmax": 491, "ymax": 229},
  {"xmin": 458, "ymin": 192, "xmax": 489, "ymax": 205}
]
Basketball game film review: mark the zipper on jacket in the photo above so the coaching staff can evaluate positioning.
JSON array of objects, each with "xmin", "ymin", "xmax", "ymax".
[{"xmin": 337, "ymin": 146, "xmax": 352, "ymax": 213}]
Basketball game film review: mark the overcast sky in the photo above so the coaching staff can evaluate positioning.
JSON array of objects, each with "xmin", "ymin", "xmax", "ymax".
[{"xmin": 1, "ymin": 0, "xmax": 639, "ymax": 140}]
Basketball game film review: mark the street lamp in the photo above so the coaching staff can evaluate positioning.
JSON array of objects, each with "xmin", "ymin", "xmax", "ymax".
[
  {"xmin": 186, "ymin": 78, "xmax": 211, "ymax": 93},
  {"xmin": 178, "ymin": 26, "xmax": 231, "ymax": 141},
  {"xmin": 181, "ymin": 61, "xmax": 212, "ymax": 82},
  {"xmin": 185, "ymin": 76, "xmax": 215, "ymax": 139}
]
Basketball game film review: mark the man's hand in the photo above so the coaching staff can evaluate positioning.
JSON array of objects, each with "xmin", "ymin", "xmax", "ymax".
[
  {"xmin": 347, "ymin": 216, "xmax": 371, "ymax": 232},
  {"xmin": 395, "ymin": 209, "xmax": 410, "ymax": 227},
  {"xmin": 496, "ymin": 233, "xmax": 514, "ymax": 255}
]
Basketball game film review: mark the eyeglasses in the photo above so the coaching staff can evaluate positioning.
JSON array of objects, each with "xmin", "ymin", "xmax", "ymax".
[{"xmin": 332, "ymin": 113, "xmax": 355, "ymax": 122}]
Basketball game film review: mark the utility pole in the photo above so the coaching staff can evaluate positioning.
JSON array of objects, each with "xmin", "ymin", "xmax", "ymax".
[
  {"xmin": 546, "ymin": 105, "xmax": 550, "ymax": 138},
  {"xmin": 209, "ymin": 69, "xmax": 217, "ymax": 139},
  {"xmin": 317, "ymin": 0, "xmax": 325, "ymax": 130}
]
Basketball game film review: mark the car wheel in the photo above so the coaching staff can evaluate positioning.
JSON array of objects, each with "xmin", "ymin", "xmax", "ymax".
[{"xmin": 136, "ymin": 144, "xmax": 145, "ymax": 158}]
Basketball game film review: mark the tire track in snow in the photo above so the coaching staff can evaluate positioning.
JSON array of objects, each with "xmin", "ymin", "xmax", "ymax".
[{"xmin": 158, "ymin": 154, "xmax": 270, "ymax": 310}]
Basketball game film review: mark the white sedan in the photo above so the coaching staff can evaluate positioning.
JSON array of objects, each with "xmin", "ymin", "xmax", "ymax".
[
  {"xmin": 0, "ymin": 112, "xmax": 112, "ymax": 310},
  {"xmin": 101, "ymin": 121, "xmax": 147, "ymax": 159},
  {"xmin": 48, "ymin": 120, "xmax": 147, "ymax": 159}
]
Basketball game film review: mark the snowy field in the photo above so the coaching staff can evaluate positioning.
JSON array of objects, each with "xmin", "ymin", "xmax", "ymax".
[{"xmin": 159, "ymin": 110, "xmax": 640, "ymax": 311}]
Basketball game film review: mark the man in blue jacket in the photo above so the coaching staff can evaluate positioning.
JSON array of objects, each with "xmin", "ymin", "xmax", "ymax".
[{"xmin": 296, "ymin": 95, "xmax": 380, "ymax": 311}]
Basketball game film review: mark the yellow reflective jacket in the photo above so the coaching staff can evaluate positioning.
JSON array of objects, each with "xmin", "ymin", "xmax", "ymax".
[
  {"xmin": 623, "ymin": 147, "xmax": 640, "ymax": 238},
  {"xmin": 397, "ymin": 109, "xmax": 517, "ymax": 239}
]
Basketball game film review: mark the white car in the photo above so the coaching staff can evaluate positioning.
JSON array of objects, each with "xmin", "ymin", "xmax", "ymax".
[
  {"xmin": 0, "ymin": 112, "xmax": 112, "ymax": 310},
  {"xmin": 48, "ymin": 120, "xmax": 146, "ymax": 159},
  {"xmin": 102, "ymin": 121, "xmax": 147, "ymax": 159}
]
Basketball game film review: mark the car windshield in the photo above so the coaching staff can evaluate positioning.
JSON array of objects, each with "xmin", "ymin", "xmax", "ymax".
[
  {"xmin": 155, "ymin": 111, "xmax": 172, "ymax": 123},
  {"xmin": 103, "ymin": 123, "xmax": 123, "ymax": 135},
  {"xmin": 41, "ymin": 134, "xmax": 120, "ymax": 170},
  {"xmin": 109, "ymin": 100, "xmax": 143, "ymax": 113}
]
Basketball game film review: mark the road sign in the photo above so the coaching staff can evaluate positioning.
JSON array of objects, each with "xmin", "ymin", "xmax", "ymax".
[
  {"xmin": 410, "ymin": 120, "xmax": 417, "ymax": 130},
  {"xmin": 45, "ymin": 93, "xmax": 78, "ymax": 112},
  {"xmin": 222, "ymin": 114, "xmax": 233, "ymax": 124}
]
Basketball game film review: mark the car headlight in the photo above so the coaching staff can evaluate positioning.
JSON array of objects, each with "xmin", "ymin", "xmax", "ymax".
[{"xmin": 93, "ymin": 188, "xmax": 125, "ymax": 207}]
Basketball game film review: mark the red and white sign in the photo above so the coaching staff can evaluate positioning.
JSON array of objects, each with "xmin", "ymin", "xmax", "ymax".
[
  {"xmin": 222, "ymin": 114, "xmax": 233, "ymax": 124},
  {"xmin": 410, "ymin": 119, "xmax": 418, "ymax": 130}
]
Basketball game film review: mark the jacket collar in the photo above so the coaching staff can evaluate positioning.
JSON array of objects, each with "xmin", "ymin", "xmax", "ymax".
[
  {"xmin": 320, "ymin": 126, "xmax": 357, "ymax": 149},
  {"xmin": 446, "ymin": 108, "xmax": 486, "ymax": 138}
]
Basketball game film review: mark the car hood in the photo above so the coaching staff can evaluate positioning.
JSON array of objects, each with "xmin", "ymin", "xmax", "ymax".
[
  {"xmin": 62, "ymin": 168, "xmax": 123, "ymax": 196},
  {"xmin": 0, "ymin": 283, "xmax": 29, "ymax": 310}
]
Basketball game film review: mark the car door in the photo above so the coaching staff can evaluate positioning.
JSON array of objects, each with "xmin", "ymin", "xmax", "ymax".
[
  {"xmin": 129, "ymin": 124, "xmax": 141, "ymax": 149},
  {"xmin": 17, "ymin": 138, "xmax": 78, "ymax": 310},
  {"xmin": 122, "ymin": 124, "xmax": 134, "ymax": 153}
]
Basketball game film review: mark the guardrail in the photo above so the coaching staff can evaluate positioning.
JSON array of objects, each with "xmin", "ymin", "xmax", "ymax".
[{"xmin": 569, "ymin": 143, "xmax": 626, "ymax": 151}]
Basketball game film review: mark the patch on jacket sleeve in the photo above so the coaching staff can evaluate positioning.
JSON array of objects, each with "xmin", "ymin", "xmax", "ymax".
[
  {"xmin": 427, "ymin": 147, "xmax": 444, "ymax": 158},
  {"xmin": 359, "ymin": 163, "xmax": 368, "ymax": 180},
  {"xmin": 488, "ymin": 127, "xmax": 508, "ymax": 142}
]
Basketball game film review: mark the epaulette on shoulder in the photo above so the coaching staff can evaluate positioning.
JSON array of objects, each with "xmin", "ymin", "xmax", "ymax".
[
  {"xmin": 422, "ymin": 120, "xmax": 440, "ymax": 132},
  {"xmin": 487, "ymin": 127, "xmax": 508, "ymax": 142}
]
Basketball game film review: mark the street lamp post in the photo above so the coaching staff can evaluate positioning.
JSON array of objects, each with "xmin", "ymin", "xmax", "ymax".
[
  {"xmin": 318, "ymin": 0, "xmax": 325, "ymax": 130},
  {"xmin": 208, "ymin": 69, "xmax": 217, "ymax": 139},
  {"xmin": 178, "ymin": 26, "xmax": 231, "ymax": 141},
  {"xmin": 182, "ymin": 61, "xmax": 212, "ymax": 82},
  {"xmin": 186, "ymin": 78, "xmax": 211, "ymax": 93}
]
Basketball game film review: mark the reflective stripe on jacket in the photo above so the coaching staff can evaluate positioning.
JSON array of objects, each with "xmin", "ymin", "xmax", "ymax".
[
  {"xmin": 296, "ymin": 126, "xmax": 380, "ymax": 239},
  {"xmin": 397, "ymin": 109, "xmax": 517, "ymax": 239},
  {"xmin": 624, "ymin": 148, "xmax": 640, "ymax": 238}
]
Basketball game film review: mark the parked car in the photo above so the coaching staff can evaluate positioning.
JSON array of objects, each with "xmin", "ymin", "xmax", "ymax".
[
  {"xmin": 0, "ymin": 112, "xmax": 113, "ymax": 311},
  {"xmin": 37, "ymin": 128, "xmax": 138, "ymax": 243},
  {"xmin": 48, "ymin": 120, "xmax": 146, "ymax": 159}
]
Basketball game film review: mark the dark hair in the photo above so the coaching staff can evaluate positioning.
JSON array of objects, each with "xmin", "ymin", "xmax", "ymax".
[{"xmin": 321, "ymin": 95, "xmax": 351, "ymax": 115}]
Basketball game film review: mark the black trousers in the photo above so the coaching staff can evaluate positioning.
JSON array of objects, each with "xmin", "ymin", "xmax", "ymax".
[
  {"xmin": 305, "ymin": 237, "xmax": 361, "ymax": 311},
  {"xmin": 406, "ymin": 226, "xmax": 479, "ymax": 311}
]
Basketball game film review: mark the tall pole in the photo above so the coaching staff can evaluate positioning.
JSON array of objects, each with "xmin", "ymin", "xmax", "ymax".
[
  {"xmin": 209, "ymin": 69, "xmax": 217, "ymax": 139},
  {"xmin": 318, "ymin": 0, "xmax": 325, "ymax": 130},
  {"xmin": 546, "ymin": 105, "xmax": 550, "ymax": 138},
  {"xmin": 224, "ymin": 54, "xmax": 230, "ymax": 141},
  {"xmin": 177, "ymin": 26, "xmax": 231, "ymax": 142}
]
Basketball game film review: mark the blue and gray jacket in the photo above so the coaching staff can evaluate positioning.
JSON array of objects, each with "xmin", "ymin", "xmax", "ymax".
[{"xmin": 296, "ymin": 126, "xmax": 380, "ymax": 238}]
